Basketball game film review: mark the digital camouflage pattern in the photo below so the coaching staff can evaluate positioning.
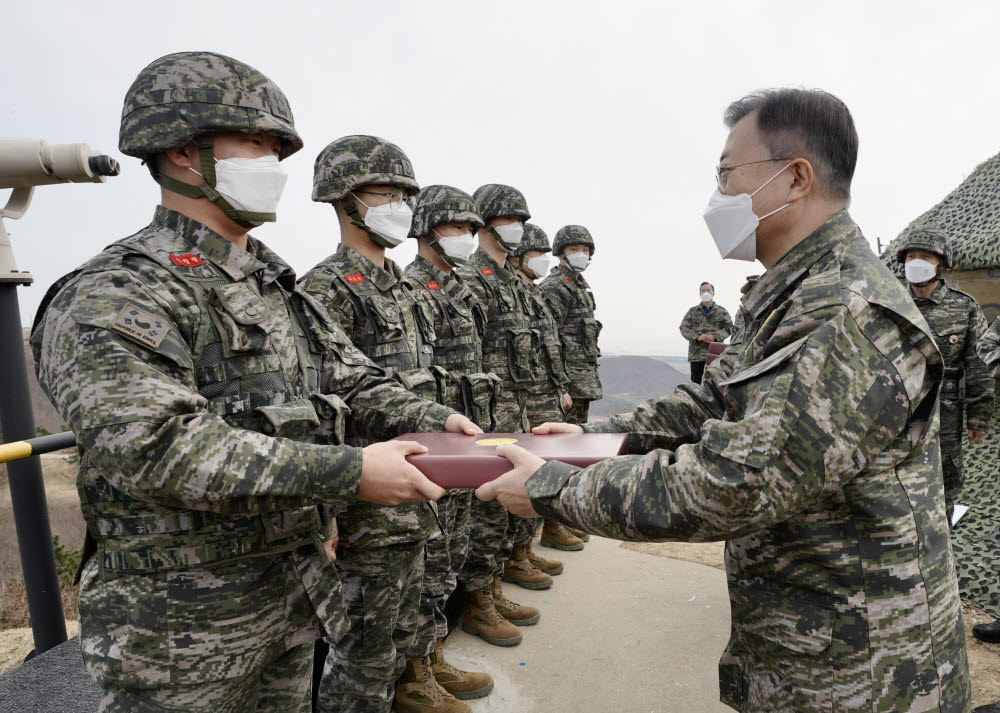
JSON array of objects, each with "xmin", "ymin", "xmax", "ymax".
[
  {"xmin": 312, "ymin": 135, "xmax": 419, "ymax": 203},
  {"xmin": 679, "ymin": 302, "xmax": 735, "ymax": 363},
  {"xmin": 472, "ymin": 184, "xmax": 531, "ymax": 222},
  {"xmin": 896, "ymin": 225, "xmax": 953, "ymax": 268},
  {"xmin": 316, "ymin": 542, "xmax": 424, "ymax": 713},
  {"xmin": 408, "ymin": 185, "xmax": 484, "ymax": 240},
  {"xmin": 30, "ymin": 207, "xmax": 454, "ymax": 705},
  {"xmin": 540, "ymin": 265, "xmax": 603, "ymax": 412},
  {"xmin": 527, "ymin": 212, "xmax": 970, "ymax": 713},
  {"xmin": 552, "ymin": 224, "xmax": 596, "ymax": 257},
  {"xmin": 510, "ymin": 221, "xmax": 552, "ymax": 259},
  {"xmin": 118, "ymin": 51, "xmax": 302, "ymax": 161},
  {"xmin": 910, "ymin": 280, "xmax": 993, "ymax": 516}
]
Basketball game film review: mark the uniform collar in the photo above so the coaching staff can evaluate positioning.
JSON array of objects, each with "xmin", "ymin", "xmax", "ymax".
[
  {"xmin": 153, "ymin": 206, "xmax": 296, "ymax": 288},
  {"xmin": 742, "ymin": 209, "xmax": 857, "ymax": 321},
  {"xmin": 552, "ymin": 264, "xmax": 588, "ymax": 288},
  {"xmin": 471, "ymin": 248, "xmax": 516, "ymax": 282},
  {"xmin": 335, "ymin": 243, "xmax": 402, "ymax": 290},
  {"xmin": 910, "ymin": 279, "xmax": 948, "ymax": 304}
]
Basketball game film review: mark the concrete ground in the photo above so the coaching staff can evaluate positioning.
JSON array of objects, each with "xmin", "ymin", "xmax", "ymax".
[{"xmin": 444, "ymin": 536, "xmax": 733, "ymax": 713}]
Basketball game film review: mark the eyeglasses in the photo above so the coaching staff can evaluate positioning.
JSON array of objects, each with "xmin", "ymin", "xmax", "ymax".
[
  {"xmin": 354, "ymin": 189, "xmax": 408, "ymax": 210},
  {"xmin": 715, "ymin": 157, "xmax": 794, "ymax": 191}
]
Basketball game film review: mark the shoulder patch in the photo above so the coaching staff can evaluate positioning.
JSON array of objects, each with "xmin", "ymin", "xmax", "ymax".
[
  {"xmin": 481, "ymin": 268, "xmax": 494, "ymax": 276},
  {"xmin": 169, "ymin": 253, "xmax": 205, "ymax": 267},
  {"xmin": 344, "ymin": 273, "xmax": 366, "ymax": 284},
  {"xmin": 426, "ymin": 281, "xmax": 440, "ymax": 290},
  {"xmin": 111, "ymin": 303, "xmax": 171, "ymax": 349},
  {"xmin": 564, "ymin": 278, "xmax": 571, "ymax": 283}
]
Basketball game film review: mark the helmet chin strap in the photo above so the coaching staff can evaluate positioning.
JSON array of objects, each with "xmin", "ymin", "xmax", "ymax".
[
  {"xmin": 148, "ymin": 135, "xmax": 274, "ymax": 229},
  {"xmin": 486, "ymin": 224, "xmax": 515, "ymax": 252},
  {"xmin": 340, "ymin": 195, "xmax": 397, "ymax": 249}
]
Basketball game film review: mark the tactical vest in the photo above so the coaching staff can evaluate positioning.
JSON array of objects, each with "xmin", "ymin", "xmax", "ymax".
[
  {"xmin": 406, "ymin": 264, "xmax": 502, "ymax": 431},
  {"xmin": 560, "ymin": 278, "xmax": 602, "ymax": 363},
  {"xmin": 520, "ymin": 281, "xmax": 569, "ymax": 388},
  {"xmin": 67, "ymin": 231, "xmax": 350, "ymax": 576},
  {"xmin": 467, "ymin": 262, "xmax": 540, "ymax": 388}
]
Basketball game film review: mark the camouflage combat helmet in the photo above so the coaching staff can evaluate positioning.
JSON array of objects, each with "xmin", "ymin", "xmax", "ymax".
[
  {"xmin": 896, "ymin": 225, "xmax": 952, "ymax": 268},
  {"xmin": 553, "ymin": 225, "xmax": 596, "ymax": 256},
  {"xmin": 120, "ymin": 51, "xmax": 302, "ymax": 228},
  {"xmin": 510, "ymin": 222, "xmax": 552, "ymax": 259},
  {"xmin": 312, "ymin": 135, "xmax": 419, "ymax": 248},
  {"xmin": 473, "ymin": 183, "xmax": 530, "ymax": 252},
  {"xmin": 409, "ymin": 185, "xmax": 483, "ymax": 267}
]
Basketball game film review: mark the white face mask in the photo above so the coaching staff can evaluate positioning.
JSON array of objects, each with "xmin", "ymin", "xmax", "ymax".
[
  {"xmin": 193, "ymin": 155, "xmax": 288, "ymax": 225},
  {"xmin": 905, "ymin": 258, "xmax": 939, "ymax": 285},
  {"xmin": 566, "ymin": 252, "xmax": 590, "ymax": 271},
  {"xmin": 701, "ymin": 292, "xmax": 714, "ymax": 303},
  {"xmin": 434, "ymin": 229, "xmax": 477, "ymax": 265},
  {"xmin": 352, "ymin": 192, "xmax": 413, "ymax": 248},
  {"xmin": 702, "ymin": 162, "xmax": 793, "ymax": 262},
  {"xmin": 526, "ymin": 255, "xmax": 552, "ymax": 278},
  {"xmin": 493, "ymin": 222, "xmax": 524, "ymax": 250}
]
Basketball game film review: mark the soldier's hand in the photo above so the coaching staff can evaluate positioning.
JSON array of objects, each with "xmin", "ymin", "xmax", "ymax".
[
  {"xmin": 532, "ymin": 422, "xmax": 584, "ymax": 435},
  {"xmin": 969, "ymin": 428, "xmax": 986, "ymax": 444},
  {"xmin": 704, "ymin": 334, "xmax": 716, "ymax": 343},
  {"xmin": 476, "ymin": 444, "xmax": 544, "ymax": 518},
  {"xmin": 359, "ymin": 440, "xmax": 446, "ymax": 505},
  {"xmin": 323, "ymin": 536, "xmax": 338, "ymax": 562},
  {"xmin": 445, "ymin": 413, "xmax": 483, "ymax": 436},
  {"xmin": 561, "ymin": 392, "xmax": 573, "ymax": 411}
]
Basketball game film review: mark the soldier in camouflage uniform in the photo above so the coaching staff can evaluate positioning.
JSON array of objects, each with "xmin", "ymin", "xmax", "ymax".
[
  {"xmin": 401, "ymin": 185, "xmax": 501, "ymax": 706},
  {"xmin": 454, "ymin": 184, "xmax": 543, "ymax": 642},
  {"xmin": 30, "ymin": 52, "xmax": 478, "ymax": 713},
  {"xmin": 680, "ymin": 282, "xmax": 734, "ymax": 384},
  {"xmin": 973, "ymin": 315, "xmax": 1000, "ymax": 643},
  {"xmin": 301, "ymin": 136, "xmax": 453, "ymax": 713},
  {"xmin": 539, "ymin": 225, "xmax": 602, "ymax": 547},
  {"xmin": 481, "ymin": 88, "xmax": 970, "ymax": 713},
  {"xmin": 898, "ymin": 227, "xmax": 993, "ymax": 523},
  {"xmin": 505, "ymin": 223, "xmax": 572, "ymax": 580}
]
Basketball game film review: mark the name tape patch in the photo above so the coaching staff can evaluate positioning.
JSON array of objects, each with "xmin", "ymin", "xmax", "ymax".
[
  {"xmin": 111, "ymin": 304, "xmax": 170, "ymax": 349},
  {"xmin": 344, "ymin": 273, "xmax": 366, "ymax": 284},
  {"xmin": 169, "ymin": 253, "xmax": 205, "ymax": 267},
  {"xmin": 426, "ymin": 281, "xmax": 440, "ymax": 290},
  {"xmin": 481, "ymin": 268, "xmax": 494, "ymax": 276}
]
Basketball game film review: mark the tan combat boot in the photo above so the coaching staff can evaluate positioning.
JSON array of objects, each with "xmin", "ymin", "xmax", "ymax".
[
  {"xmin": 491, "ymin": 574, "xmax": 541, "ymax": 626},
  {"xmin": 461, "ymin": 586, "xmax": 523, "ymax": 646},
  {"xmin": 395, "ymin": 655, "xmax": 471, "ymax": 713},
  {"xmin": 430, "ymin": 639, "xmax": 494, "ymax": 700},
  {"xmin": 526, "ymin": 540, "xmax": 564, "ymax": 575},
  {"xmin": 503, "ymin": 544, "xmax": 554, "ymax": 590},
  {"xmin": 541, "ymin": 519, "xmax": 584, "ymax": 551},
  {"xmin": 565, "ymin": 525, "xmax": 590, "ymax": 542}
]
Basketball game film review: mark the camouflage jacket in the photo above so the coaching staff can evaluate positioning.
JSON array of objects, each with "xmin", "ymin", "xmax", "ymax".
[
  {"xmin": 679, "ymin": 302, "xmax": 734, "ymax": 363},
  {"xmin": 527, "ymin": 212, "xmax": 969, "ymax": 713},
  {"xmin": 456, "ymin": 249, "xmax": 540, "ymax": 390},
  {"xmin": 977, "ymin": 314, "xmax": 1000, "ymax": 377},
  {"xmin": 30, "ymin": 208, "xmax": 453, "ymax": 673},
  {"xmin": 404, "ymin": 256, "xmax": 501, "ymax": 429},
  {"xmin": 540, "ymin": 266, "xmax": 603, "ymax": 400},
  {"xmin": 300, "ymin": 244, "xmax": 438, "ymax": 548},
  {"xmin": 519, "ymin": 279, "xmax": 570, "ymax": 392},
  {"xmin": 911, "ymin": 280, "xmax": 994, "ymax": 430}
]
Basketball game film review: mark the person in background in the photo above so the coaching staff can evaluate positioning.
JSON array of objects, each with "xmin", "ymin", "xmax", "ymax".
[{"xmin": 679, "ymin": 282, "xmax": 733, "ymax": 384}]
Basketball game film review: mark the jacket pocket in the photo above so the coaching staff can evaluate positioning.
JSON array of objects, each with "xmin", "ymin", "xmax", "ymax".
[
  {"xmin": 211, "ymin": 283, "xmax": 271, "ymax": 354},
  {"xmin": 255, "ymin": 398, "xmax": 320, "ymax": 440},
  {"xmin": 312, "ymin": 392, "xmax": 351, "ymax": 445}
]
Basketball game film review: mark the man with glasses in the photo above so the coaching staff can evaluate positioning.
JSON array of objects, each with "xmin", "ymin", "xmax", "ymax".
[
  {"xmin": 302, "ymin": 135, "xmax": 448, "ymax": 713},
  {"xmin": 479, "ymin": 88, "xmax": 970, "ymax": 712},
  {"xmin": 680, "ymin": 282, "xmax": 733, "ymax": 384}
]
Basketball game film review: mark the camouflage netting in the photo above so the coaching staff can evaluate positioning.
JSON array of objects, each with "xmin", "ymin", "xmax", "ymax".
[
  {"xmin": 951, "ymin": 407, "xmax": 1000, "ymax": 620},
  {"xmin": 882, "ymin": 151, "xmax": 1000, "ymax": 273}
]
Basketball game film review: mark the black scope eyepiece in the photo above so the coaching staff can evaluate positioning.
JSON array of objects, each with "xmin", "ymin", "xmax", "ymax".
[{"xmin": 88, "ymin": 154, "xmax": 120, "ymax": 177}]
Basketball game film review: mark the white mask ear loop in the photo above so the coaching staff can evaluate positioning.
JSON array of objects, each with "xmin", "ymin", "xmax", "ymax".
[{"xmin": 749, "ymin": 161, "xmax": 795, "ymax": 220}]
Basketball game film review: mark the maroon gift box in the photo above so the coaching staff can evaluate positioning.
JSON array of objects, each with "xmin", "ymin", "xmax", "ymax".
[{"xmin": 391, "ymin": 432, "xmax": 629, "ymax": 488}]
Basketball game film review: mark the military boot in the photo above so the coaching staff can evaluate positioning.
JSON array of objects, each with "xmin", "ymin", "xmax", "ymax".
[
  {"xmin": 491, "ymin": 574, "xmax": 541, "ymax": 626},
  {"xmin": 395, "ymin": 655, "xmax": 471, "ymax": 713},
  {"xmin": 461, "ymin": 586, "xmax": 523, "ymax": 646},
  {"xmin": 503, "ymin": 545, "xmax": 554, "ymax": 590},
  {"xmin": 541, "ymin": 520, "xmax": 585, "ymax": 551},
  {"xmin": 430, "ymin": 639, "xmax": 494, "ymax": 700},
  {"xmin": 565, "ymin": 524, "xmax": 590, "ymax": 542},
  {"xmin": 972, "ymin": 619, "xmax": 1000, "ymax": 643},
  {"xmin": 526, "ymin": 540, "xmax": 564, "ymax": 575}
]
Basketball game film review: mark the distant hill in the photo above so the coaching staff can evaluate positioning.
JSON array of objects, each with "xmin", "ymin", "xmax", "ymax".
[{"xmin": 590, "ymin": 355, "xmax": 687, "ymax": 419}]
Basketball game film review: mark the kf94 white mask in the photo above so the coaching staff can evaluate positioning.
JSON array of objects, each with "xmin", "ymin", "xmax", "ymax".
[{"xmin": 702, "ymin": 162, "xmax": 793, "ymax": 262}]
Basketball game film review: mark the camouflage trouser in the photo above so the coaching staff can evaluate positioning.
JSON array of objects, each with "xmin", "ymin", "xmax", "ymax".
[
  {"xmin": 460, "ymin": 389, "xmax": 526, "ymax": 589},
  {"xmin": 512, "ymin": 383, "xmax": 566, "ymax": 547},
  {"xmin": 79, "ymin": 547, "xmax": 332, "ymax": 713},
  {"xmin": 565, "ymin": 399, "xmax": 591, "ymax": 425},
  {"xmin": 940, "ymin": 397, "xmax": 965, "ymax": 520},
  {"xmin": 318, "ymin": 541, "xmax": 425, "ymax": 713},
  {"xmin": 408, "ymin": 490, "xmax": 473, "ymax": 658}
]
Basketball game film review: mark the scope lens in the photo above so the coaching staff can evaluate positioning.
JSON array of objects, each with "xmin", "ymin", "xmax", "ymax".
[{"xmin": 88, "ymin": 155, "xmax": 120, "ymax": 177}]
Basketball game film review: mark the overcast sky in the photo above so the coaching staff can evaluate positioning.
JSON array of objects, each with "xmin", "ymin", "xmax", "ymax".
[{"xmin": 4, "ymin": 0, "xmax": 1000, "ymax": 355}]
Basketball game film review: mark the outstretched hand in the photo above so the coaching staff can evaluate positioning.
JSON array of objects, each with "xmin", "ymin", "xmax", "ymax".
[
  {"xmin": 358, "ymin": 440, "xmax": 446, "ymax": 505},
  {"xmin": 476, "ymin": 444, "xmax": 545, "ymax": 518},
  {"xmin": 445, "ymin": 413, "xmax": 483, "ymax": 436},
  {"xmin": 532, "ymin": 422, "xmax": 584, "ymax": 435}
]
